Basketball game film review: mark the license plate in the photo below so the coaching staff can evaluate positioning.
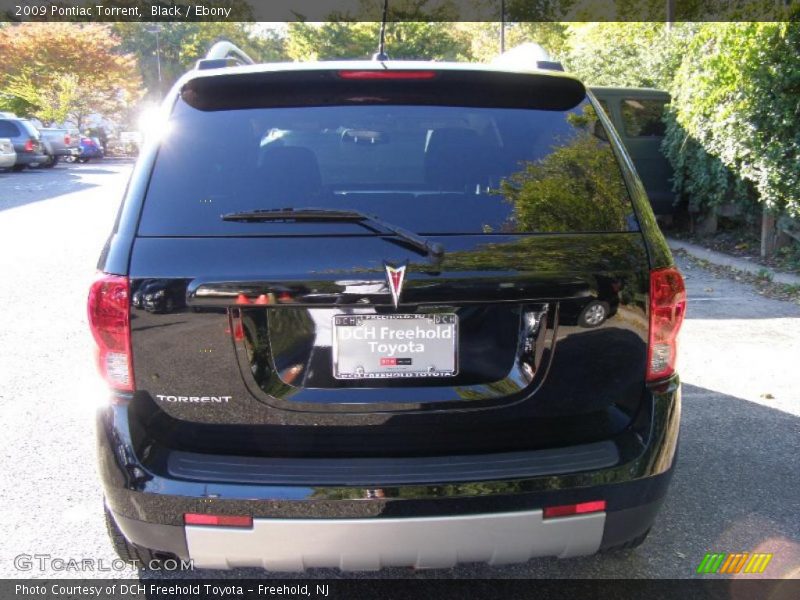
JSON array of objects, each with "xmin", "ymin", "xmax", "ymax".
[{"xmin": 332, "ymin": 314, "xmax": 458, "ymax": 379}]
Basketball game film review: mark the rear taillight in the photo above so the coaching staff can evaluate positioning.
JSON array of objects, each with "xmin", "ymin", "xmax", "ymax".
[
  {"xmin": 647, "ymin": 267, "xmax": 686, "ymax": 382},
  {"xmin": 88, "ymin": 274, "xmax": 133, "ymax": 391},
  {"xmin": 23, "ymin": 139, "xmax": 34, "ymax": 152},
  {"xmin": 64, "ymin": 134, "xmax": 71, "ymax": 145}
]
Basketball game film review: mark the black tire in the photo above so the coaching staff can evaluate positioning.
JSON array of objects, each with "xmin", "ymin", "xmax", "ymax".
[
  {"xmin": 577, "ymin": 300, "xmax": 609, "ymax": 328},
  {"xmin": 12, "ymin": 164, "xmax": 25, "ymax": 172},
  {"xmin": 603, "ymin": 528, "xmax": 651, "ymax": 553},
  {"xmin": 44, "ymin": 155, "xmax": 59, "ymax": 168},
  {"xmin": 104, "ymin": 506, "xmax": 159, "ymax": 566}
]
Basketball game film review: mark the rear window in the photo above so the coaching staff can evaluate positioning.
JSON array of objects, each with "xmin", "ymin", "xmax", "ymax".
[
  {"xmin": 621, "ymin": 98, "xmax": 668, "ymax": 137},
  {"xmin": 139, "ymin": 97, "xmax": 637, "ymax": 236},
  {"xmin": 0, "ymin": 121, "xmax": 19, "ymax": 137},
  {"xmin": 18, "ymin": 120, "xmax": 39, "ymax": 137}
]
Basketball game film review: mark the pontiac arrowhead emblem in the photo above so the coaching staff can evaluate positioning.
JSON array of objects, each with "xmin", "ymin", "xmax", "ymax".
[{"xmin": 384, "ymin": 262, "xmax": 408, "ymax": 309}]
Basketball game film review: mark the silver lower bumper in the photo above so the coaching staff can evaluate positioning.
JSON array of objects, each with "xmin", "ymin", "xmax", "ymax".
[{"xmin": 185, "ymin": 509, "xmax": 605, "ymax": 571}]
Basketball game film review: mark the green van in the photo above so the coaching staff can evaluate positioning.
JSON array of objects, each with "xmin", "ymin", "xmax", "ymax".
[{"xmin": 590, "ymin": 87, "xmax": 674, "ymax": 215}]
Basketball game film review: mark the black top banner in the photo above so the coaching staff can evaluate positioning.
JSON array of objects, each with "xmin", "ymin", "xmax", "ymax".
[{"xmin": 0, "ymin": 0, "xmax": 798, "ymax": 22}]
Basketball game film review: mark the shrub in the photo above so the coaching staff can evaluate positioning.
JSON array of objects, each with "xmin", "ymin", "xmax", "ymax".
[{"xmin": 666, "ymin": 17, "xmax": 800, "ymax": 218}]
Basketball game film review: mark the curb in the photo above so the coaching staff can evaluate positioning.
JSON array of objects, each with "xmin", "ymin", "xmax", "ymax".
[{"xmin": 667, "ymin": 238, "xmax": 800, "ymax": 286}]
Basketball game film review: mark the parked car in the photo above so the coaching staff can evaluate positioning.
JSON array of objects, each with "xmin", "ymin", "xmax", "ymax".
[
  {"xmin": 38, "ymin": 127, "xmax": 80, "ymax": 166},
  {"xmin": 0, "ymin": 116, "xmax": 47, "ymax": 171},
  {"xmin": 92, "ymin": 43, "xmax": 686, "ymax": 571},
  {"xmin": 590, "ymin": 87, "xmax": 674, "ymax": 216},
  {"xmin": 77, "ymin": 136, "xmax": 104, "ymax": 162},
  {"xmin": 0, "ymin": 137, "xmax": 16, "ymax": 170},
  {"xmin": 131, "ymin": 279, "xmax": 187, "ymax": 314}
]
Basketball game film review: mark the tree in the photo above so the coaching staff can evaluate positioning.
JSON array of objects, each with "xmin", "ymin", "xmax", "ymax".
[
  {"xmin": 4, "ymin": 73, "xmax": 81, "ymax": 127},
  {"xmin": 562, "ymin": 22, "xmax": 697, "ymax": 89},
  {"xmin": 285, "ymin": 0, "xmax": 470, "ymax": 61},
  {"xmin": 112, "ymin": 22, "xmax": 286, "ymax": 101},
  {"xmin": 667, "ymin": 18, "xmax": 800, "ymax": 219},
  {"xmin": 0, "ymin": 23, "xmax": 141, "ymax": 128},
  {"xmin": 459, "ymin": 22, "xmax": 568, "ymax": 63},
  {"xmin": 286, "ymin": 21, "xmax": 472, "ymax": 61},
  {"xmin": 499, "ymin": 131, "xmax": 632, "ymax": 233}
]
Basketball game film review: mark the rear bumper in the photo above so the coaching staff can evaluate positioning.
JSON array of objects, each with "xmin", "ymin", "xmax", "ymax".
[
  {"xmin": 15, "ymin": 152, "xmax": 46, "ymax": 166},
  {"xmin": 54, "ymin": 147, "xmax": 80, "ymax": 157},
  {"xmin": 191, "ymin": 509, "xmax": 606, "ymax": 570},
  {"xmin": 99, "ymin": 377, "xmax": 680, "ymax": 569}
]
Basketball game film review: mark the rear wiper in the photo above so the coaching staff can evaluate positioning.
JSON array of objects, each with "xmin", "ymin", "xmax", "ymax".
[{"xmin": 221, "ymin": 208, "xmax": 445, "ymax": 260}]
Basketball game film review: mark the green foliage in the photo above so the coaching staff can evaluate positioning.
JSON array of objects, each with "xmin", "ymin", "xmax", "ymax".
[
  {"xmin": 667, "ymin": 17, "xmax": 800, "ymax": 218},
  {"xmin": 286, "ymin": 21, "xmax": 471, "ymax": 61},
  {"xmin": 499, "ymin": 132, "xmax": 631, "ymax": 233},
  {"xmin": 286, "ymin": 0, "xmax": 470, "ymax": 61},
  {"xmin": 560, "ymin": 18, "xmax": 798, "ymax": 221},
  {"xmin": 4, "ymin": 72, "xmax": 81, "ymax": 126},
  {"xmin": 0, "ymin": 23, "xmax": 140, "ymax": 128},
  {"xmin": 112, "ymin": 22, "xmax": 286, "ymax": 99},
  {"xmin": 563, "ymin": 22, "xmax": 697, "ymax": 89},
  {"xmin": 661, "ymin": 111, "xmax": 755, "ymax": 212}
]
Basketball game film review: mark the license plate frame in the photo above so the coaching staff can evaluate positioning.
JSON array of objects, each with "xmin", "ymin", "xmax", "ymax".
[{"xmin": 332, "ymin": 313, "xmax": 458, "ymax": 380}]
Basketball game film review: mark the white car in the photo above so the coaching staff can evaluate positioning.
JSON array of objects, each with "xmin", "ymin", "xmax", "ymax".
[{"xmin": 0, "ymin": 137, "xmax": 17, "ymax": 169}]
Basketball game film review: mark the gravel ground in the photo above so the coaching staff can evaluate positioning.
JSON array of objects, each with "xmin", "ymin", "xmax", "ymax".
[{"xmin": 0, "ymin": 163, "xmax": 798, "ymax": 580}]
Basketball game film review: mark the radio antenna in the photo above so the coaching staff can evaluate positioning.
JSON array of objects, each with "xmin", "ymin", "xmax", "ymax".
[{"xmin": 372, "ymin": 0, "xmax": 390, "ymax": 61}]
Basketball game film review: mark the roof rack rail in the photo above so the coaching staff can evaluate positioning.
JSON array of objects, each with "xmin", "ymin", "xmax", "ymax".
[
  {"xmin": 196, "ymin": 41, "xmax": 256, "ymax": 70},
  {"xmin": 491, "ymin": 43, "xmax": 565, "ymax": 72}
]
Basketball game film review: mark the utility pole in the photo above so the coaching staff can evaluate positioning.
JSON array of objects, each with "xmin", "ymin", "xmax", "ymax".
[
  {"xmin": 146, "ymin": 25, "xmax": 163, "ymax": 97},
  {"xmin": 500, "ymin": 0, "xmax": 506, "ymax": 53},
  {"xmin": 666, "ymin": 0, "xmax": 675, "ymax": 30}
]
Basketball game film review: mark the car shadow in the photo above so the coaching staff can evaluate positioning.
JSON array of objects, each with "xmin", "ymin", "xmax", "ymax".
[
  {"xmin": 0, "ymin": 168, "xmax": 100, "ymax": 212},
  {"xmin": 69, "ymin": 167, "xmax": 127, "ymax": 176},
  {"xmin": 136, "ymin": 383, "xmax": 800, "ymax": 581}
]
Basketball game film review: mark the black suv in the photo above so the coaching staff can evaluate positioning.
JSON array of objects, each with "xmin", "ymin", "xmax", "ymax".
[{"xmin": 91, "ymin": 44, "xmax": 686, "ymax": 571}]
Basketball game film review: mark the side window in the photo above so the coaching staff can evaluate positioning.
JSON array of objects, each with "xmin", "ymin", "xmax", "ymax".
[
  {"xmin": 0, "ymin": 121, "xmax": 19, "ymax": 137},
  {"xmin": 621, "ymin": 99, "xmax": 667, "ymax": 137}
]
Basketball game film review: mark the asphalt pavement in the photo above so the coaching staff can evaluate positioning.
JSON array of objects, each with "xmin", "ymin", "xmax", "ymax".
[{"xmin": 0, "ymin": 162, "xmax": 797, "ymax": 580}]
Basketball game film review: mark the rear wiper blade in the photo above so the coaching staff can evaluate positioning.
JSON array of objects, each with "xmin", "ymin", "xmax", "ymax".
[{"xmin": 221, "ymin": 208, "xmax": 445, "ymax": 259}]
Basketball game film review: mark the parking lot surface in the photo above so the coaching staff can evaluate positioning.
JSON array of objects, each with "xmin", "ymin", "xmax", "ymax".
[{"xmin": 0, "ymin": 162, "xmax": 798, "ymax": 579}]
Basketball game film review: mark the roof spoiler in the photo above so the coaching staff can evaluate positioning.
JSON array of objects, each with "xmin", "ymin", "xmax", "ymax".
[{"xmin": 196, "ymin": 41, "xmax": 255, "ymax": 70}]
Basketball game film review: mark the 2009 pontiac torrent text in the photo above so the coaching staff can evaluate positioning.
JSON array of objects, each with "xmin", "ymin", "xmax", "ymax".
[{"xmin": 90, "ymin": 49, "xmax": 686, "ymax": 571}]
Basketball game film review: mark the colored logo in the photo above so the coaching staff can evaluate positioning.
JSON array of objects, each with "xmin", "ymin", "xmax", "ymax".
[
  {"xmin": 696, "ymin": 552, "xmax": 773, "ymax": 574},
  {"xmin": 384, "ymin": 262, "xmax": 408, "ymax": 309}
]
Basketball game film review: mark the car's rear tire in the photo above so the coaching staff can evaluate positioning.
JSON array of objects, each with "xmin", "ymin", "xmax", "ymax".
[
  {"xmin": 104, "ymin": 506, "xmax": 160, "ymax": 567},
  {"xmin": 44, "ymin": 155, "xmax": 59, "ymax": 168}
]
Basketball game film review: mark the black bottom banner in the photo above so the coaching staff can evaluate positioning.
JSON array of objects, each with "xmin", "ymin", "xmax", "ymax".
[{"xmin": 3, "ymin": 579, "xmax": 799, "ymax": 600}]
